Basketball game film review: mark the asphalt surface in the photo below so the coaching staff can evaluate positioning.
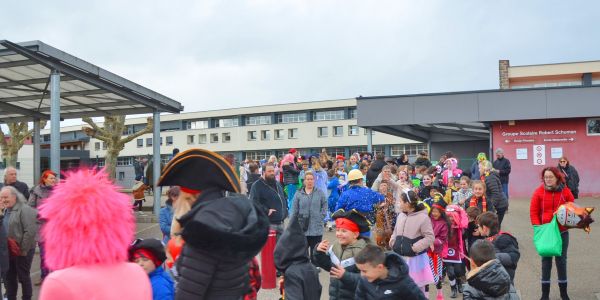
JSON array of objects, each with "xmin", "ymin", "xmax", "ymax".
[{"xmin": 15, "ymin": 197, "xmax": 600, "ymax": 300}]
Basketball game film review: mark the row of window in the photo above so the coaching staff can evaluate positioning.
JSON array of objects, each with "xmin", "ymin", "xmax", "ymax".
[{"xmin": 317, "ymin": 125, "xmax": 372, "ymax": 137}]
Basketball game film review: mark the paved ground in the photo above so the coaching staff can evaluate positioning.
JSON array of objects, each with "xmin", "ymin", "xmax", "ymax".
[{"xmin": 13, "ymin": 196, "xmax": 600, "ymax": 299}]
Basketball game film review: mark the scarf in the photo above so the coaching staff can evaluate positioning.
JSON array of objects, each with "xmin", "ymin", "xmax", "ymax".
[{"xmin": 469, "ymin": 195, "xmax": 487, "ymax": 212}]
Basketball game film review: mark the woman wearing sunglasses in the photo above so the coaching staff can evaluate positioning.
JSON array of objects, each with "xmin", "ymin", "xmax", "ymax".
[{"xmin": 557, "ymin": 156, "xmax": 580, "ymax": 199}]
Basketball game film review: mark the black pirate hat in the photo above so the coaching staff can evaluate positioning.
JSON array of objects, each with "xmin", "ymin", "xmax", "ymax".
[
  {"xmin": 331, "ymin": 209, "xmax": 371, "ymax": 233},
  {"xmin": 157, "ymin": 148, "xmax": 240, "ymax": 193}
]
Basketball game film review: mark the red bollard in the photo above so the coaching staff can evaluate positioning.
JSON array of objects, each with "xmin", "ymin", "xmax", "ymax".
[{"xmin": 260, "ymin": 229, "xmax": 277, "ymax": 289}]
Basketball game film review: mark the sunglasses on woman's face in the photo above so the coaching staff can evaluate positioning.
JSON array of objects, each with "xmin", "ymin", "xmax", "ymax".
[{"xmin": 560, "ymin": 161, "xmax": 567, "ymax": 163}]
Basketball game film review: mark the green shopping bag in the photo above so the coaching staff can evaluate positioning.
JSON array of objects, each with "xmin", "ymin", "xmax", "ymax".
[{"xmin": 533, "ymin": 215, "xmax": 563, "ymax": 257}]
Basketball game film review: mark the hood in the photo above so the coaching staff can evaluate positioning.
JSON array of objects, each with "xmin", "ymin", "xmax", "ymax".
[
  {"xmin": 378, "ymin": 252, "xmax": 409, "ymax": 283},
  {"xmin": 447, "ymin": 204, "xmax": 468, "ymax": 229},
  {"xmin": 466, "ymin": 260, "xmax": 511, "ymax": 297},
  {"xmin": 274, "ymin": 216, "xmax": 309, "ymax": 271},
  {"xmin": 180, "ymin": 187, "xmax": 269, "ymax": 261}
]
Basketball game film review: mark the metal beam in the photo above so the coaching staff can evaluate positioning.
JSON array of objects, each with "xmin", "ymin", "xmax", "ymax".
[
  {"xmin": 33, "ymin": 119, "xmax": 41, "ymax": 183},
  {"xmin": 58, "ymin": 107, "xmax": 155, "ymax": 120},
  {"xmin": 367, "ymin": 128, "xmax": 373, "ymax": 153},
  {"xmin": 0, "ymin": 76, "xmax": 73, "ymax": 88},
  {"xmin": 0, "ymin": 59, "xmax": 38, "ymax": 68},
  {"xmin": 50, "ymin": 70, "xmax": 61, "ymax": 175},
  {"xmin": 0, "ymin": 99, "xmax": 47, "ymax": 119},
  {"xmin": 36, "ymin": 100, "xmax": 140, "ymax": 113},
  {"xmin": 0, "ymin": 89, "xmax": 108, "ymax": 102},
  {"xmin": 371, "ymin": 126, "xmax": 428, "ymax": 143},
  {"xmin": 152, "ymin": 110, "xmax": 162, "ymax": 216}
]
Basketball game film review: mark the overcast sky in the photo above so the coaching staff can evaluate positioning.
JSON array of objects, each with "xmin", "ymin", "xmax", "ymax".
[{"xmin": 2, "ymin": 0, "xmax": 600, "ymax": 124}]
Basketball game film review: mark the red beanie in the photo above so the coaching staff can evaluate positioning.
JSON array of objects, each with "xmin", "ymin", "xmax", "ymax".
[
  {"xmin": 133, "ymin": 249, "xmax": 162, "ymax": 268},
  {"xmin": 180, "ymin": 186, "xmax": 200, "ymax": 195},
  {"xmin": 335, "ymin": 218, "xmax": 359, "ymax": 233}
]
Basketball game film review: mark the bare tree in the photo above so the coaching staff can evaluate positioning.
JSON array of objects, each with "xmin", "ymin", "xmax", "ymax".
[
  {"xmin": 0, "ymin": 121, "xmax": 47, "ymax": 167},
  {"xmin": 82, "ymin": 115, "xmax": 154, "ymax": 179}
]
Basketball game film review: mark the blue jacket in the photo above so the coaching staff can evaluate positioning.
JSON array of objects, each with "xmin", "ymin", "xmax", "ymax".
[
  {"xmin": 159, "ymin": 204, "xmax": 173, "ymax": 244},
  {"xmin": 327, "ymin": 177, "xmax": 341, "ymax": 213},
  {"xmin": 149, "ymin": 266, "xmax": 174, "ymax": 300},
  {"xmin": 312, "ymin": 169, "xmax": 329, "ymax": 194},
  {"xmin": 335, "ymin": 185, "xmax": 384, "ymax": 222}
]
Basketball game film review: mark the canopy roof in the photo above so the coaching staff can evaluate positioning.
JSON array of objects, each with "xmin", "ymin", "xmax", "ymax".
[{"xmin": 0, "ymin": 40, "xmax": 183, "ymax": 123}]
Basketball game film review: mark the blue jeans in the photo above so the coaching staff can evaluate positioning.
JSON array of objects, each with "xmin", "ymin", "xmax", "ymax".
[
  {"xmin": 286, "ymin": 183, "xmax": 297, "ymax": 213},
  {"xmin": 502, "ymin": 183, "xmax": 509, "ymax": 201}
]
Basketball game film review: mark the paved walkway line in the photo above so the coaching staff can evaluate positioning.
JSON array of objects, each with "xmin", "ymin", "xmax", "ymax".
[{"xmin": 136, "ymin": 223, "xmax": 159, "ymax": 235}]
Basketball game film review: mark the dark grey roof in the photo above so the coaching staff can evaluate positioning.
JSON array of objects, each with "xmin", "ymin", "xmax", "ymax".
[{"xmin": 0, "ymin": 40, "xmax": 183, "ymax": 123}]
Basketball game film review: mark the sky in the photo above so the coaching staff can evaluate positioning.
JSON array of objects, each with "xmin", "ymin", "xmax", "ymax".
[{"xmin": 2, "ymin": 0, "xmax": 600, "ymax": 126}]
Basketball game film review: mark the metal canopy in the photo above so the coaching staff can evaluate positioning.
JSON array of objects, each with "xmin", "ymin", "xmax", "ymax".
[{"xmin": 0, "ymin": 40, "xmax": 183, "ymax": 123}]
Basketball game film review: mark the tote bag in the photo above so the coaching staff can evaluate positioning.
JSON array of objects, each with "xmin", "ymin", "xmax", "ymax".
[{"xmin": 533, "ymin": 215, "xmax": 562, "ymax": 257}]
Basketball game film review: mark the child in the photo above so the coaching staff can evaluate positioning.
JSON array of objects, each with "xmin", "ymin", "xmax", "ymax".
[
  {"xmin": 444, "ymin": 204, "xmax": 469, "ymax": 298},
  {"xmin": 129, "ymin": 238, "xmax": 175, "ymax": 300},
  {"xmin": 424, "ymin": 186, "xmax": 444, "ymax": 208},
  {"xmin": 336, "ymin": 161, "xmax": 348, "ymax": 185},
  {"xmin": 355, "ymin": 244, "xmax": 427, "ymax": 299},
  {"xmin": 477, "ymin": 212, "xmax": 520, "ymax": 282},
  {"xmin": 444, "ymin": 176, "xmax": 460, "ymax": 205},
  {"xmin": 274, "ymin": 216, "xmax": 322, "ymax": 300},
  {"xmin": 427, "ymin": 200, "xmax": 449, "ymax": 300},
  {"xmin": 298, "ymin": 160, "xmax": 309, "ymax": 186},
  {"xmin": 468, "ymin": 180, "xmax": 496, "ymax": 213},
  {"xmin": 131, "ymin": 175, "xmax": 148, "ymax": 212},
  {"xmin": 389, "ymin": 190, "xmax": 435, "ymax": 296},
  {"xmin": 314, "ymin": 209, "xmax": 371, "ymax": 300},
  {"xmin": 418, "ymin": 174, "xmax": 434, "ymax": 201},
  {"xmin": 374, "ymin": 181, "xmax": 396, "ymax": 250},
  {"xmin": 326, "ymin": 169, "xmax": 341, "ymax": 230},
  {"xmin": 456, "ymin": 176, "xmax": 473, "ymax": 207},
  {"xmin": 462, "ymin": 240, "xmax": 519, "ymax": 299},
  {"xmin": 464, "ymin": 206, "xmax": 483, "ymax": 256}
]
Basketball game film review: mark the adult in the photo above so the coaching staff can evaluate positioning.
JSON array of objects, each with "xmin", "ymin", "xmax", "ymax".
[
  {"xmin": 470, "ymin": 152, "xmax": 487, "ymax": 180},
  {"xmin": 145, "ymin": 156, "xmax": 165, "ymax": 194},
  {"xmin": 0, "ymin": 199, "xmax": 8, "ymax": 300},
  {"xmin": 291, "ymin": 171, "xmax": 327, "ymax": 265},
  {"xmin": 159, "ymin": 186, "xmax": 180, "ymax": 244},
  {"xmin": 335, "ymin": 169, "xmax": 384, "ymax": 224},
  {"xmin": 1, "ymin": 186, "xmax": 38, "ymax": 300},
  {"xmin": 414, "ymin": 151, "xmax": 432, "ymax": 168},
  {"xmin": 38, "ymin": 169, "xmax": 152, "ymax": 300},
  {"xmin": 27, "ymin": 170, "xmax": 57, "ymax": 285},
  {"xmin": 493, "ymin": 148, "xmax": 511, "ymax": 201},
  {"xmin": 0, "ymin": 167, "xmax": 30, "ymax": 200},
  {"xmin": 250, "ymin": 163, "xmax": 288, "ymax": 239},
  {"xmin": 558, "ymin": 156, "xmax": 580, "ymax": 199},
  {"xmin": 397, "ymin": 153, "xmax": 410, "ymax": 166},
  {"xmin": 530, "ymin": 167, "xmax": 574, "ymax": 300},
  {"xmin": 133, "ymin": 157, "xmax": 146, "ymax": 183},
  {"xmin": 245, "ymin": 163, "xmax": 261, "ymax": 192},
  {"xmin": 239, "ymin": 159, "xmax": 250, "ymax": 195},
  {"xmin": 479, "ymin": 161, "xmax": 508, "ymax": 227},
  {"xmin": 366, "ymin": 153, "xmax": 386, "ymax": 188}
]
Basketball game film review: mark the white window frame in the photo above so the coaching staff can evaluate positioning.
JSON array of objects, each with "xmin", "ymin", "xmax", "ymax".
[
  {"xmin": 333, "ymin": 126, "xmax": 343, "ymax": 137},
  {"xmin": 198, "ymin": 134, "xmax": 207, "ymax": 144},
  {"xmin": 587, "ymin": 118, "xmax": 600, "ymax": 136},
  {"xmin": 274, "ymin": 129, "xmax": 284, "ymax": 140},
  {"xmin": 348, "ymin": 125, "xmax": 359, "ymax": 136},
  {"xmin": 187, "ymin": 135, "xmax": 195, "ymax": 144},
  {"xmin": 288, "ymin": 128, "xmax": 298, "ymax": 139},
  {"xmin": 222, "ymin": 132, "xmax": 231, "ymax": 143},
  {"xmin": 248, "ymin": 131, "xmax": 257, "ymax": 141},
  {"xmin": 313, "ymin": 110, "xmax": 344, "ymax": 121},
  {"xmin": 261, "ymin": 130, "xmax": 270, "ymax": 141},
  {"xmin": 318, "ymin": 127, "xmax": 328, "ymax": 137},
  {"xmin": 210, "ymin": 133, "xmax": 219, "ymax": 143}
]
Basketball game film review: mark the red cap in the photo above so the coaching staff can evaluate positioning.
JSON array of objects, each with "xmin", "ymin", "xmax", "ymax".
[
  {"xmin": 289, "ymin": 148, "xmax": 297, "ymax": 154},
  {"xmin": 133, "ymin": 248, "xmax": 162, "ymax": 267},
  {"xmin": 336, "ymin": 155, "xmax": 345, "ymax": 161},
  {"xmin": 335, "ymin": 218, "xmax": 359, "ymax": 233}
]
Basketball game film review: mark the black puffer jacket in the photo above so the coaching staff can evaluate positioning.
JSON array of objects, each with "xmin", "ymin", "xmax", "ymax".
[
  {"xmin": 355, "ymin": 252, "xmax": 426, "ymax": 300},
  {"xmin": 492, "ymin": 157, "xmax": 511, "ymax": 184},
  {"xmin": 282, "ymin": 164, "xmax": 301, "ymax": 186},
  {"xmin": 488, "ymin": 232, "xmax": 519, "ymax": 282},
  {"xmin": 249, "ymin": 178, "xmax": 288, "ymax": 224},
  {"xmin": 484, "ymin": 172, "xmax": 508, "ymax": 211},
  {"xmin": 559, "ymin": 164, "xmax": 580, "ymax": 198},
  {"xmin": 463, "ymin": 259, "xmax": 519, "ymax": 300},
  {"xmin": 176, "ymin": 188, "xmax": 270, "ymax": 300},
  {"xmin": 366, "ymin": 159, "xmax": 386, "ymax": 188}
]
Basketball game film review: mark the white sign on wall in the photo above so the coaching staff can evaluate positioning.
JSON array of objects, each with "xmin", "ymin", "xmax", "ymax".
[
  {"xmin": 551, "ymin": 147, "xmax": 563, "ymax": 159},
  {"xmin": 516, "ymin": 148, "xmax": 528, "ymax": 160},
  {"xmin": 533, "ymin": 145, "xmax": 546, "ymax": 165}
]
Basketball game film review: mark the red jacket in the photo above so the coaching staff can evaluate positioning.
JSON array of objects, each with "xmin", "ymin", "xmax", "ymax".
[{"xmin": 530, "ymin": 184, "xmax": 574, "ymax": 231}]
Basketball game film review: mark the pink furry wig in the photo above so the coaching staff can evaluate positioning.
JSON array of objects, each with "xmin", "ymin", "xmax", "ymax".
[{"xmin": 38, "ymin": 168, "xmax": 135, "ymax": 270}]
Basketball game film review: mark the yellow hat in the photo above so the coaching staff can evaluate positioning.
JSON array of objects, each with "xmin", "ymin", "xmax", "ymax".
[{"xmin": 348, "ymin": 169, "xmax": 363, "ymax": 181}]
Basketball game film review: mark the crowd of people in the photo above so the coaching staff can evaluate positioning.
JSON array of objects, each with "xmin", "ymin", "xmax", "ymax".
[{"xmin": 0, "ymin": 143, "xmax": 586, "ymax": 300}]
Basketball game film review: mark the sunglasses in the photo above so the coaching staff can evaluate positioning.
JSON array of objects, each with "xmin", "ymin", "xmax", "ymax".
[{"xmin": 559, "ymin": 161, "xmax": 567, "ymax": 163}]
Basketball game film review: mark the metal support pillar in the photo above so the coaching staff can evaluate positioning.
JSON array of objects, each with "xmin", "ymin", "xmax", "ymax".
[
  {"xmin": 33, "ymin": 119, "xmax": 41, "ymax": 183},
  {"xmin": 367, "ymin": 128, "xmax": 373, "ymax": 153},
  {"xmin": 50, "ymin": 70, "xmax": 61, "ymax": 175},
  {"xmin": 153, "ymin": 110, "xmax": 162, "ymax": 216}
]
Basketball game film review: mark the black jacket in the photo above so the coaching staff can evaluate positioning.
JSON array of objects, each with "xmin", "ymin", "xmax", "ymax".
[
  {"xmin": 484, "ymin": 172, "xmax": 508, "ymax": 211},
  {"xmin": 274, "ymin": 216, "xmax": 322, "ymax": 300},
  {"xmin": 366, "ymin": 159, "xmax": 386, "ymax": 188},
  {"xmin": 489, "ymin": 232, "xmax": 519, "ymax": 282},
  {"xmin": 0, "ymin": 180, "xmax": 30, "ymax": 200},
  {"xmin": 246, "ymin": 173, "xmax": 261, "ymax": 192},
  {"xmin": 249, "ymin": 178, "xmax": 288, "ymax": 224},
  {"xmin": 282, "ymin": 164, "xmax": 301, "ymax": 186},
  {"xmin": 0, "ymin": 215, "xmax": 8, "ymax": 277},
  {"xmin": 414, "ymin": 157, "xmax": 432, "ymax": 168},
  {"xmin": 355, "ymin": 252, "xmax": 427, "ymax": 300},
  {"xmin": 463, "ymin": 259, "xmax": 519, "ymax": 300},
  {"xmin": 492, "ymin": 157, "xmax": 511, "ymax": 184},
  {"xmin": 176, "ymin": 188, "xmax": 270, "ymax": 300},
  {"xmin": 559, "ymin": 164, "xmax": 580, "ymax": 198}
]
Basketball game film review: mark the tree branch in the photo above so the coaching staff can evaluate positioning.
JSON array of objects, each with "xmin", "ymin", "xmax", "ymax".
[
  {"xmin": 82, "ymin": 117, "xmax": 109, "ymax": 138},
  {"xmin": 120, "ymin": 117, "xmax": 154, "ymax": 144}
]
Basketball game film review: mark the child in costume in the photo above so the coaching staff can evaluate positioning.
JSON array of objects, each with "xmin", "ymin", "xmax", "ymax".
[
  {"xmin": 424, "ymin": 186, "xmax": 444, "ymax": 208},
  {"xmin": 468, "ymin": 180, "xmax": 496, "ymax": 213},
  {"xmin": 427, "ymin": 200, "xmax": 449, "ymax": 299},
  {"xmin": 456, "ymin": 176, "xmax": 473, "ymax": 207},
  {"xmin": 131, "ymin": 175, "xmax": 148, "ymax": 212},
  {"xmin": 374, "ymin": 181, "xmax": 397, "ymax": 250},
  {"xmin": 444, "ymin": 204, "xmax": 469, "ymax": 298},
  {"xmin": 444, "ymin": 176, "xmax": 460, "ymax": 205},
  {"xmin": 314, "ymin": 209, "xmax": 371, "ymax": 300},
  {"xmin": 442, "ymin": 158, "xmax": 462, "ymax": 187},
  {"xmin": 129, "ymin": 238, "xmax": 175, "ymax": 300},
  {"xmin": 38, "ymin": 169, "xmax": 151, "ymax": 300}
]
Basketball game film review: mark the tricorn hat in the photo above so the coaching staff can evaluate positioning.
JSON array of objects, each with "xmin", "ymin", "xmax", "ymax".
[
  {"xmin": 331, "ymin": 209, "xmax": 371, "ymax": 233},
  {"xmin": 157, "ymin": 148, "xmax": 240, "ymax": 193}
]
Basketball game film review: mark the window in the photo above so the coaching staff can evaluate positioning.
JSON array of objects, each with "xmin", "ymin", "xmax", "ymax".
[
  {"xmin": 313, "ymin": 110, "xmax": 344, "ymax": 121},
  {"xmin": 210, "ymin": 133, "xmax": 218, "ymax": 143},
  {"xmin": 277, "ymin": 113, "xmax": 307, "ymax": 123},
  {"xmin": 363, "ymin": 128, "xmax": 375, "ymax": 135},
  {"xmin": 318, "ymin": 127, "xmax": 328, "ymax": 137},
  {"xmin": 261, "ymin": 130, "xmax": 270, "ymax": 141},
  {"xmin": 94, "ymin": 142, "xmax": 100, "ymax": 151},
  {"xmin": 274, "ymin": 129, "xmax": 284, "ymax": 140},
  {"xmin": 216, "ymin": 118, "xmax": 239, "ymax": 128},
  {"xmin": 198, "ymin": 134, "xmax": 207, "ymax": 144},
  {"xmin": 348, "ymin": 125, "xmax": 359, "ymax": 136},
  {"xmin": 161, "ymin": 154, "xmax": 171, "ymax": 165},
  {"xmin": 117, "ymin": 157, "xmax": 133, "ymax": 166},
  {"xmin": 137, "ymin": 139, "xmax": 143, "ymax": 148},
  {"xmin": 587, "ymin": 118, "xmax": 600, "ymax": 136},
  {"xmin": 122, "ymin": 126, "xmax": 134, "ymax": 135},
  {"xmin": 349, "ymin": 108, "xmax": 357, "ymax": 119},
  {"xmin": 245, "ymin": 115, "xmax": 272, "ymax": 125},
  {"xmin": 187, "ymin": 135, "xmax": 195, "ymax": 144},
  {"xmin": 245, "ymin": 151, "xmax": 275, "ymax": 161},
  {"xmin": 248, "ymin": 131, "xmax": 257, "ymax": 141},
  {"xmin": 102, "ymin": 142, "xmax": 107, "ymax": 150},
  {"xmin": 146, "ymin": 138, "xmax": 152, "ymax": 147},
  {"xmin": 288, "ymin": 128, "xmax": 298, "ymax": 139},
  {"xmin": 166, "ymin": 136, "xmax": 173, "ymax": 146},
  {"xmin": 390, "ymin": 144, "xmax": 428, "ymax": 156},
  {"xmin": 190, "ymin": 120, "xmax": 209, "ymax": 129},
  {"xmin": 325, "ymin": 148, "xmax": 345, "ymax": 156},
  {"xmin": 160, "ymin": 137, "xmax": 163, "ymax": 146},
  {"xmin": 222, "ymin": 132, "xmax": 231, "ymax": 143},
  {"xmin": 333, "ymin": 126, "xmax": 343, "ymax": 137},
  {"xmin": 96, "ymin": 158, "xmax": 105, "ymax": 167},
  {"xmin": 118, "ymin": 172, "xmax": 125, "ymax": 181}
]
